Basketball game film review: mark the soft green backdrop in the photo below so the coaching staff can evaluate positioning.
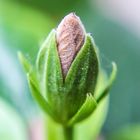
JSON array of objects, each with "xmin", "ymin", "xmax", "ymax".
[{"xmin": 0, "ymin": 0, "xmax": 140, "ymax": 139}]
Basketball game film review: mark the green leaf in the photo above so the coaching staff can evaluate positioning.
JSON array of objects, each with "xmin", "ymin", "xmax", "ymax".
[
  {"xmin": 18, "ymin": 51, "xmax": 32, "ymax": 73},
  {"xmin": 97, "ymin": 62, "xmax": 117, "ymax": 103},
  {"xmin": 63, "ymin": 34, "xmax": 99, "ymax": 120},
  {"xmin": 68, "ymin": 93, "xmax": 97, "ymax": 126},
  {"xmin": 27, "ymin": 73, "xmax": 58, "ymax": 122}
]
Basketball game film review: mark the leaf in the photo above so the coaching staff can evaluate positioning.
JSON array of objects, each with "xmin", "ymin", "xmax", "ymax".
[
  {"xmin": 63, "ymin": 34, "xmax": 99, "ymax": 120},
  {"xmin": 18, "ymin": 51, "xmax": 32, "ymax": 73},
  {"xmin": 97, "ymin": 62, "xmax": 117, "ymax": 103},
  {"xmin": 68, "ymin": 93, "xmax": 97, "ymax": 126},
  {"xmin": 27, "ymin": 73, "xmax": 58, "ymax": 122}
]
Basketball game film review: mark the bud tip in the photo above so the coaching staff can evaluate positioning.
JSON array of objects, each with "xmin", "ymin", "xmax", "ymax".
[{"xmin": 56, "ymin": 13, "xmax": 85, "ymax": 77}]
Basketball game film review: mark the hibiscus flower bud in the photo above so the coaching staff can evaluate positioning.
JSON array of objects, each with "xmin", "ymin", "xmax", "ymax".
[{"xmin": 18, "ymin": 13, "xmax": 117, "ymax": 125}]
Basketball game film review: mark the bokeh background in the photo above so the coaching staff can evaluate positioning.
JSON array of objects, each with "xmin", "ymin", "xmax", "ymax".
[{"xmin": 0, "ymin": 0, "xmax": 140, "ymax": 140}]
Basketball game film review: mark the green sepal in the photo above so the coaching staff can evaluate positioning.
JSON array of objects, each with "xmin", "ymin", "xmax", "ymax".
[
  {"xmin": 36, "ymin": 30, "xmax": 60, "ymax": 97},
  {"xmin": 36, "ymin": 30, "xmax": 54, "ymax": 80},
  {"xmin": 36, "ymin": 30, "xmax": 64, "ymax": 121},
  {"xmin": 27, "ymin": 73, "xmax": 58, "ymax": 122},
  {"xmin": 18, "ymin": 49, "xmax": 59, "ymax": 122},
  {"xmin": 44, "ymin": 30, "xmax": 63, "ymax": 96},
  {"xmin": 18, "ymin": 51, "xmax": 32, "ymax": 73},
  {"xmin": 18, "ymin": 51, "xmax": 39, "ymax": 89},
  {"xmin": 97, "ymin": 62, "xmax": 117, "ymax": 103},
  {"xmin": 68, "ymin": 93, "xmax": 97, "ymax": 126},
  {"xmin": 63, "ymin": 34, "xmax": 99, "ymax": 120}
]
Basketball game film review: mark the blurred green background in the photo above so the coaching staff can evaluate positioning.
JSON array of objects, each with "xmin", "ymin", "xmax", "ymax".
[{"xmin": 0, "ymin": 0, "xmax": 140, "ymax": 140}]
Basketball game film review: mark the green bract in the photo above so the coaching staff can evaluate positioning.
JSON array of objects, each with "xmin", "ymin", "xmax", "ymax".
[{"xmin": 18, "ymin": 29, "xmax": 117, "ymax": 126}]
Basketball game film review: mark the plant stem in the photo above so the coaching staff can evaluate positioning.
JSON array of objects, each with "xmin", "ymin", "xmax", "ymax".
[{"xmin": 63, "ymin": 126, "xmax": 74, "ymax": 140}]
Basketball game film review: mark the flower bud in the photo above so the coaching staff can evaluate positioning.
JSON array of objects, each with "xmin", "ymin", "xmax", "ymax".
[
  {"xmin": 56, "ymin": 13, "xmax": 85, "ymax": 77},
  {"xmin": 19, "ymin": 13, "xmax": 117, "ymax": 125}
]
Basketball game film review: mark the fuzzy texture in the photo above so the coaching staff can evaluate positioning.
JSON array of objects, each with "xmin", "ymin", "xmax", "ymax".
[{"xmin": 56, "ymin": 13, "xmax": 85, "ymax": 77}]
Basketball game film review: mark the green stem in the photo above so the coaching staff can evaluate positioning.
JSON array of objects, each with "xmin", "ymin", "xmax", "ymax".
[
  {"xmin": 45, "ymin": 116, "xmax": 74, "ymax": 140},
  {"xmin": 63, "ymin": 126, "xmax": 74, "ymax": 140}
]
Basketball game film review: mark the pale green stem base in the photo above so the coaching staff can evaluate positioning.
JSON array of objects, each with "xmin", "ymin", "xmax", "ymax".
[
  {"xmin": 63, "ymin": 126, "xmax": 74, "ymax": 140},
  {"xmin": 45, "ymin": 116, "xmax": 74, "ymax": 140}
]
